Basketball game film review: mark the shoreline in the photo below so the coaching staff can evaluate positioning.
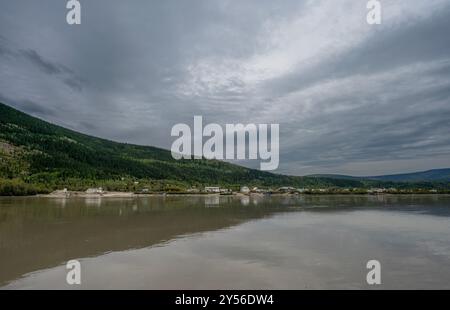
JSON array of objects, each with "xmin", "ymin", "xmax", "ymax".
[{"xmin": 16, "ymin": 191, "xmax": 450, "ymax": 199}]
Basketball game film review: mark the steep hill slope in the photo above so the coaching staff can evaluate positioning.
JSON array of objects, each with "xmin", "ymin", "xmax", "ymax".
[{"xmin": 0, "ymin": 102, "xmax": 365, "ymax": 193}]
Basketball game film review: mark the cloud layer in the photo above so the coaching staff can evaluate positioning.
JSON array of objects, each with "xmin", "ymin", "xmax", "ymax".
[{"xmin": 1, "ymin": 0, "xmax": 450, "ymax": 175}]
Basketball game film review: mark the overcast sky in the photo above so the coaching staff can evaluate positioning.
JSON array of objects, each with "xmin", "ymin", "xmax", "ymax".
[{"xmin": 1, "ymin": 0, "xmax": 450, "ymax": 176}]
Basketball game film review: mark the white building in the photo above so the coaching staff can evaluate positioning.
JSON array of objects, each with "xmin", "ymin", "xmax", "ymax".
[
  {"xmin": 240, "ymin": 186, "xmax": 250, "ymax": 194},
  {"xmin": 187, "ymin": 187, "xmax": 200, "ymax": 193},
  {"xmin": 369, "ymin": 188, "xmax": 386, "ymax": 194},
  {"xmin": 205, "ymin": 187, "xmax": 220, "ymax": 193},
  {"xmin": 278, "ymin": 187, "xmax": 296, "ymax": 192},
  {"xmin": 86, "ymin": 187, "xmax": 104, "ymax": 194}
]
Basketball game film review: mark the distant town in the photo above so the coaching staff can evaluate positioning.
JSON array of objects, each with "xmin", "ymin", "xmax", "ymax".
[{"xmin": 46, "ymin": 185, "xmax": 449, "ymax": 198}]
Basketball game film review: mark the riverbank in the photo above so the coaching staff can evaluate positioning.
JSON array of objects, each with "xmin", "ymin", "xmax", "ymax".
[
  {"xmin": 38, "ymin": 190, "xmax": 244, "ymax": 198},
  {"xmin": 34, "ymin": 190, "xmax": 450, "ymax": 199}
]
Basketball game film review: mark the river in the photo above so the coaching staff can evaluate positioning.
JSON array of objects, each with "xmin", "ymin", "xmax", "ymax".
[{"xmin": 1, "ymin": 195, "xmax": 449, "ymax": 289}]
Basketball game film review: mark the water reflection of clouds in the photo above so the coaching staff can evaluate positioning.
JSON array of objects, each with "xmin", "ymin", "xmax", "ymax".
[
  {"xmin": 8, "ymin": 206, "xmax": 450, "ymax": 290},
  {"xmin": 3, "ymin": 195, "xmax": 450, "ymax": 289}
]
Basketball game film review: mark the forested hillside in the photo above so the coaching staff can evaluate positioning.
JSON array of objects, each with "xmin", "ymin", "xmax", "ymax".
[
  {"xmin": 0, "ymin": 102, "xmax": 368, "ymax": 194},
  {"xmin": 0, "ymin": 102, "xmax": 447, "ymax": 195}
]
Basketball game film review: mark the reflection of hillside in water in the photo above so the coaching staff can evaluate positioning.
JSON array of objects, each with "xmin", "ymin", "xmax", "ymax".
[
  {"xmin": 0, "ymin": 196, "xmax": 277, "ymax": 286},
  {"xmin": 0, "ymin": 194, "xmax": 449, "ymax": 287}
]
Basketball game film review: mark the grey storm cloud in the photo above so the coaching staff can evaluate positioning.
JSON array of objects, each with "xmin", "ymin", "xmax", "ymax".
[
  {"xmin": 19, "ymin": 48, "xmax": 85, "ymax": 91},
  {"xmin": 0, "ymin": 0, "xmax": 450, "ymax": 176}
]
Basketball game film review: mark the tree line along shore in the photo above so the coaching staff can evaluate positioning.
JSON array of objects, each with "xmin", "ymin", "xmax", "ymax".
[{"xmin": 1, "ymin": 179, "xmax": 448, "ymax": 197}]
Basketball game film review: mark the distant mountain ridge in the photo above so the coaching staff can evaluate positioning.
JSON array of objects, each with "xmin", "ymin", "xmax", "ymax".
[{"xmin": 309, "ymin": 168, "xmax": 450, "ymax": 182}]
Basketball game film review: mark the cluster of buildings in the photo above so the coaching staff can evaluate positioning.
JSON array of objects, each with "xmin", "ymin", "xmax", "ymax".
[
  {"xmin": 190, "ymin": 186, "xmax": 232, "ymax": 194},
  {"xmin": 201, "ymin": 186, "xmax": 407, "ymax": 195},
  {"xmin": 86, "ymin": 187, "xmax": 104, "ymax": 194},
  {"xmin": 81, "ymin": 185, "xmax": 441, "ymax": 195}
]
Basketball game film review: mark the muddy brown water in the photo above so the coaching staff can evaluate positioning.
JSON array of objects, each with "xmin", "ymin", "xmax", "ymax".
[{"xmin": 1, "ymin": 195, "xmax": 449, "ymax": 289}]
